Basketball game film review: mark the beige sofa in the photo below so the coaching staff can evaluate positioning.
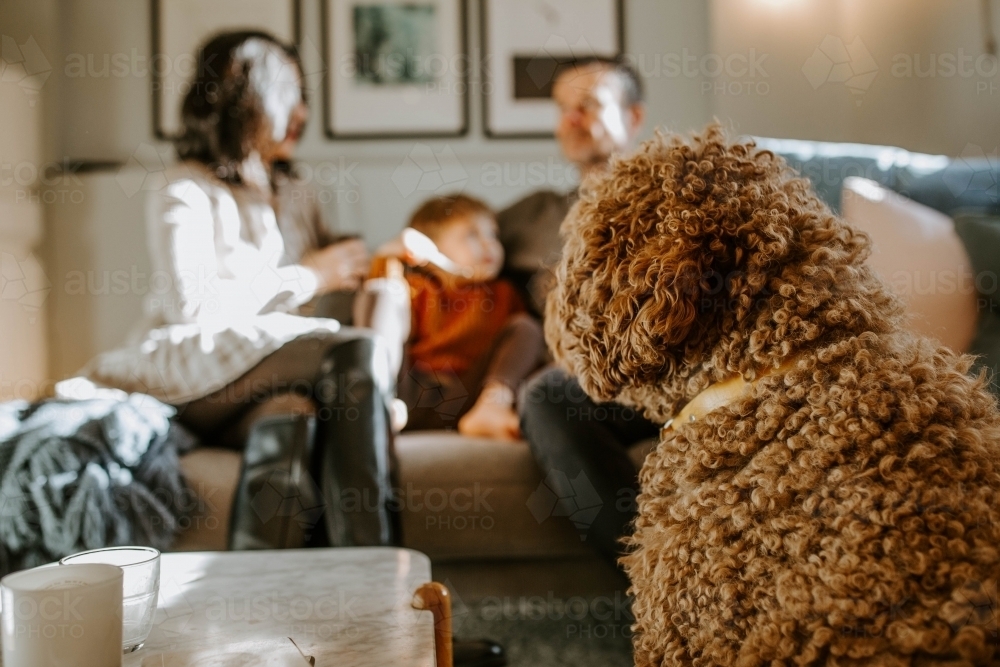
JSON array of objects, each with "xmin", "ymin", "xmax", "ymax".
[
  {"xmin": 173, "ymin": 433, "xmax": 653, "ymax": 601},
  {"xmin": 173, "ymin": 432, "xmax": 651, "ymax": 598}
]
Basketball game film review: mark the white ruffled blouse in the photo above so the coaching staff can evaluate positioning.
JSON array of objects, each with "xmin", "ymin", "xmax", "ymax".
[{"xmin": 80, "ymin": 162, "xmax": 342, "ymax": 405}]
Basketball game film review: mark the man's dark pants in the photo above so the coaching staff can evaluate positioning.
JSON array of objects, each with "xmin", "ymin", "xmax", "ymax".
[{"xmin": 518, "ymin": 366, "xmax": 660, "ymax": 566}]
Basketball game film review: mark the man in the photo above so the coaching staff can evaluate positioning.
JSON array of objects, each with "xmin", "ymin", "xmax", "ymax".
[
  {"xmin": 499, "ymin": 57, "xmax": 646, "ymax": 315},
  {"xmin": 498, "ymin": 57, "xmax": 661, "ymax": 567}
]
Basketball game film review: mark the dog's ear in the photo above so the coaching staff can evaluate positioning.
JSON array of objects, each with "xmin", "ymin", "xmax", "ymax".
[
  {"xmin": 545, "ymin": 128, "xmax": 806, "ymax": 405},
  {"xmin": 545, "ymin": 195, "xmax": 720, "ymax": 403}
]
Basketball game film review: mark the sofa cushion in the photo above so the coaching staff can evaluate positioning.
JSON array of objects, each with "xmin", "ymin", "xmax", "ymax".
[
  {"xmin": 841, "ymin": 177, "xmax": 978, "ymax": 353},
  {"xmin": 395, "ymin": 432, "xmax": 590, "ymax": 561}
]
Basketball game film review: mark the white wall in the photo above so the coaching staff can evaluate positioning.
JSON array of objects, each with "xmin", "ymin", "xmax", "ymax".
[
  {"xmin": 12, "ymin": 0, "xmax": 1000, "ymax": 380},
  {"xmin": 47, "ymin": 0, "xmax": 998, "ymax": 238},
  {"xmin": 0, "ymin": 0, "xmax": 56, "ymax": 400},
  {"xmin": 709, "ymin": 0, "xmax": 1000, "ymax": 156}
]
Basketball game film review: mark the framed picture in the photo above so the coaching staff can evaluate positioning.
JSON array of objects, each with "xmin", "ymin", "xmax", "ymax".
[
  {"xmin": 151, "ymin": 0, "xmax": 301, "ymax": 140},
  {"xmin": 323, "ymin": 0, "xmax": 468, "ymax": 139},
  {"xmin": 480, "ymin": 0, "xmax": 623, "ymax": 138}
]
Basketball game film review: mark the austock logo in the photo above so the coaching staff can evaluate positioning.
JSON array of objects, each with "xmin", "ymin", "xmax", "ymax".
[
  {"xmin": 943, "ymin": 143, "xmax": 999, "ymax": 201},
  {"xmin": 802, "ymin": 35, "xmax": 878, "ymax": 105},
  {"xmin": 249, "ymin": 468, "xmax": 325, "ymax": 540},
  {"xmin": 403, "ymin": 365, "xmax": 470, "ymax": 421},
  {"xmin": 391, "ymin": 144, "xmax": 468, "ymax": 198},
  {"xmin": 0, "ymin": 251, "xmax": 51, "ymax": 322},
  {"xmin": 527, "ymin": 469, "xmax": 603, "ymax": 540},
  {"xmin": 0, "ymin": 34, "xmax": 52, "ymax": 106},
  {"xmin": 116, "ymin": 144, "xmax": 170, "ymax": 199}
]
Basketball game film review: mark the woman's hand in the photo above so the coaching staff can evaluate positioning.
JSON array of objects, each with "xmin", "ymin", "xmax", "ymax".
[
  {"xmin": 301, "ymin": 238, "xmax": 370, "ymax": 292},
  {"xmin": 374, "ymin": 235, "xmax": 410, "ymax": 262}
]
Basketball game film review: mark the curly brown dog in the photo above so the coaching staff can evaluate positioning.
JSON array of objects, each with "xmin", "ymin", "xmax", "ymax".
[{"xmin": 545, "ymin": 125, "xmax": 1000, "ymax": 665}]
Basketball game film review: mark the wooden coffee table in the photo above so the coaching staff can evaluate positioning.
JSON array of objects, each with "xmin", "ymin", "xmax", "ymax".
[{"xmin": 124, "ymin": 547, "xmax": 440, "ymax": 666}]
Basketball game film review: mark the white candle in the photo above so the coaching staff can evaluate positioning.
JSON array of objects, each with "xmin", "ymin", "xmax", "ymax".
[{"xmin": 1, "ymin": 563, "xmax": 123, "ymax": 667}]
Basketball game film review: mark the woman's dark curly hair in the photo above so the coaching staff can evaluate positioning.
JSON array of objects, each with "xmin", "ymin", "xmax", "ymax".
[{"xmin": 175, "ymin": 31, "xmax": 305, "ymax": 184}]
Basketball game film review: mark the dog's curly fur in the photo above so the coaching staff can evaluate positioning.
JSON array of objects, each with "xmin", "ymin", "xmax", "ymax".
[{"xmin": 545, "ymin": 125, "xmax": 1000, "ymax": 665}]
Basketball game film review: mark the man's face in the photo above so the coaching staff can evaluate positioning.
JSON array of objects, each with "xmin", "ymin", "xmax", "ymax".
[{"xmin": 553, "ymin": 64, "xmax": 641, "ymax": 168}]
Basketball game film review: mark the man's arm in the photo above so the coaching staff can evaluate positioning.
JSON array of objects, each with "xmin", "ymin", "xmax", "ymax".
[{"xmin": 496, "ymin": 190, "xmax": 574, "ymax": 317}]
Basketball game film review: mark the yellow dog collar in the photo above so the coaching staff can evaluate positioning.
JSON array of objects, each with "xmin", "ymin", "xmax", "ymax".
[{"xmin": 662, "ymin": 358, "xmax": 799, "ymax": 432}]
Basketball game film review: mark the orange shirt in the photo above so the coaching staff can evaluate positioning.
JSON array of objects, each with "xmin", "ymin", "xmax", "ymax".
[{"xmin": 406, "ymin": 270, "xmax": 525, "ymax": 374}]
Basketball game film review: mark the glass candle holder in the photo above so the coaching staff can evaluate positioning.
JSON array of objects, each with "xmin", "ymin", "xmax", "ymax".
[{"xmin": 60, "ymin": 547, "xmax": 160, "ymax": 653}]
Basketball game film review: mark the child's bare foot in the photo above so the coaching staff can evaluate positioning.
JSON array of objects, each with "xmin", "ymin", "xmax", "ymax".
[{"xmin": 458, "ymin": 383, "xmax": 520, "ymax": 441}]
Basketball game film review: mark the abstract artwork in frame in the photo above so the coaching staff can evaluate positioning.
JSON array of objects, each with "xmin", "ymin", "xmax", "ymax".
[
  {"xmin": 323, "ymin": 0, "xmax": 468, "ymax": 139},
  {"xmin": 480, "ymin": 0, "xmax": 623, "ymax": 138},
  {"xmin": 152, "ymin": 0, "xmax": 300, "ymax": 139}
]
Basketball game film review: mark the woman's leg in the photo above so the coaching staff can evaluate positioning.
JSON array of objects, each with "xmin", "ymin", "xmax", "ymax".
[
  {"xmin": 228, "ymin": 394, "xmax": 324, "ymax": 550},
  {"xmin": 174, "ymin": 332, "xmax": 340, "ymax": 443},
  {"xmin": 174, "ymin": 328, "xmax": 396, "ymax": 546},
  {"xmin": 225, "ymin": 392, "xmax": 316, "ymax": 449},
  {"xmin": 313, "ymin": 333, "xmax": 395, "ymax": 546}
]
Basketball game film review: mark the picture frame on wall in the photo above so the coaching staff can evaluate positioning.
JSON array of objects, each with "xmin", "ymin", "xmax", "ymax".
[
  {"xmin": 480, "ymin": 0, "xmax": 623, "ymax": 139},
  {"xmin": 323, "ymin": 0, "xmax": 468, "ymax": 139},
  {"xmin": 151, "ymin": 0, "xmax": 301, "ymax": 140}
]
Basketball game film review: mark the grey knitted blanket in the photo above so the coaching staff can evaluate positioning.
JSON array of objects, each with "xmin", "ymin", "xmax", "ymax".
[{"xmin": 0, "ymin": 393, "xmax": 195, "ymax": 574}]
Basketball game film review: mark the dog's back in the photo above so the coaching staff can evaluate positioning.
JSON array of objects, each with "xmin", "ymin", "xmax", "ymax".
[{"xmin": 627, "ymin": 331, "xmax": 1000, "ymax": 665}]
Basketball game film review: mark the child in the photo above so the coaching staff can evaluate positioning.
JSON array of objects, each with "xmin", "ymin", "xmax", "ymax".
[{"xmin": 358, "ymin": 194, "xmax": 545, "ymax": 440}]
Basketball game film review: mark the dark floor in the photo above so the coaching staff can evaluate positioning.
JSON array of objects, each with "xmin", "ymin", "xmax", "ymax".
[
  {"xmin": 436, "ymin": 559, "xmax": 634, "ymax": 666},
  {"xmin": 456, "ymin": 598, "xmax": 634, "ymax": 666}
]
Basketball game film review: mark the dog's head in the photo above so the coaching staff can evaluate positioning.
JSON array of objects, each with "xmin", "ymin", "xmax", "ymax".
[{"xmin": 545, "ymin": 125, "xmax": 896, "ymax": 420}]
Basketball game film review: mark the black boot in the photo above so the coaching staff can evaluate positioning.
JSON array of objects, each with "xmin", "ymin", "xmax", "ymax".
[
  {"xmin": 229, "ymin": 414, "xmax": 324, "ymax": 550},
  {"xmin": 315, "ymin": 337, "xmax": 396, "ymax": 546}
]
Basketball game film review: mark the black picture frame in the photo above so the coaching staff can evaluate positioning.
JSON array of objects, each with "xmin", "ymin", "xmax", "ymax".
[
  {"xmin": 479, "ymin": 0, "xmax": 625, "ymax": 140},
  {"xmin": 322, "ymin": 0, "xmax": 469, "ymax": 140}
]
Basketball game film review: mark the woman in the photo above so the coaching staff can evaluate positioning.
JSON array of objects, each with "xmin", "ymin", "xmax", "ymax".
[{"xmin": 81, "ymin": 32, "xmax": 394, "ymax": 547}]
